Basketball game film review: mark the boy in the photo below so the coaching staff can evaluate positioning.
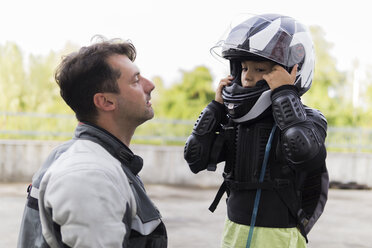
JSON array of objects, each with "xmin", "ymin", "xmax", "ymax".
[{"xmin": 184, "ymin": 14, "xmax": 328, "ymax": 248}]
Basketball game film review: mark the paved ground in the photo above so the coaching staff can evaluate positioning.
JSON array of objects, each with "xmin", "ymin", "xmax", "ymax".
[{"xmin": 1, "ymin": 183, "xmax": 372, "ymax": 248}]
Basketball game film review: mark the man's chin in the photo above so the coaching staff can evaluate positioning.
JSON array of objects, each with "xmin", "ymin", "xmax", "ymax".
[
  {"xmin": 148, "ymin": 108, "xmax": 154, "ymax": 119},
  {"xmin": 143, "ymin": 109, "xmax": 154, "ymax": 122}
]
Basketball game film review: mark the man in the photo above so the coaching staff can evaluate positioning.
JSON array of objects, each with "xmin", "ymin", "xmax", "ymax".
[{"xmin": 18, "ymin": 38, "xmax": 167, "ymax": 247}]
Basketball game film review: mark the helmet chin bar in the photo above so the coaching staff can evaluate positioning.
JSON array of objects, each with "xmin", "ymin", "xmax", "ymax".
[
  {"xmin": 222, "ymin": 60, "xmax": 272, "ymax": 123},
  {"xmin": 231, "ymin": 90, "xmax": 272, "ymax": 123}
]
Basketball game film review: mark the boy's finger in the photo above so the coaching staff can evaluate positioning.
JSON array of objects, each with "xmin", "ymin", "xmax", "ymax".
[{"xmin": 291, "ymin": 64, "xmax": 298, "ymax": 77}]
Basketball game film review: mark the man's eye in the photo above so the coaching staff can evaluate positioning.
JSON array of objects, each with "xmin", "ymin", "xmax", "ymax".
[{"xmin": 242, "ymin": 67, "xmax": 247, "ymax": 71}]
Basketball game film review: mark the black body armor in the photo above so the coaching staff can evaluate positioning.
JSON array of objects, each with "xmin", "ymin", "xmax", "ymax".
[{"xmin": 184, "ymin": 86, "xmax": 328, "ymax": 240}]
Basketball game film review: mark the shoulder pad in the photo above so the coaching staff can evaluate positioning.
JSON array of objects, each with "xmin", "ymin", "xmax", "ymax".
[
  {"xmin": 193, "ymin": 101, "xmax": 226, "ymax": 136},
  {"xmin": 305, "ymin": 107, "xmax": 327, "ymax": 132}
]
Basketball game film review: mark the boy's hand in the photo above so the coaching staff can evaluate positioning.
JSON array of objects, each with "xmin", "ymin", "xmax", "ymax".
[
  {"xmin": 263, "ymin": 64, "xmax": 298, "ymax": 90},
  {"xmin": 215, "ymin": 75, "xmax": 233, "ymax": 104}
]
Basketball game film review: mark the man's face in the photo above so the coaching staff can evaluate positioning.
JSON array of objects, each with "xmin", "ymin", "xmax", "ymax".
[
  {"xmin": 240, "ymin": 60, "xmax": 275, "ymax": 87},
  {"xmin": 107, "ymin": 54, "xmax": 155, "ymax": 126}
]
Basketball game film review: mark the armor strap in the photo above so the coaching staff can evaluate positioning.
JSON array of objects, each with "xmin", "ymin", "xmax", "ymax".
[
  {"xmin": 209, "ymin": 181, "xmax": 227, "ymax": 212},
  {"xmin": 208, "ymin": 178, "xmax": 292, "ymax": 213},
  {"xmin": 225, "ymin": 178, "xmax": 290, "ymax": 191}
]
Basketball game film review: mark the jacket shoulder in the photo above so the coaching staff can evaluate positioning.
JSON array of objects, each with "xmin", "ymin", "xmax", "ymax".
[{"xmin": 304, "ymin": 107, "xmax": 327, "ymax": 131}]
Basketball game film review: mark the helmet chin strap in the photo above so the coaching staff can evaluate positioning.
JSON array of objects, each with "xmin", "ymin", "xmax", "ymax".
[{"xmin": 231, "ymin": 89, "xmax": 272, "ymax": 123}]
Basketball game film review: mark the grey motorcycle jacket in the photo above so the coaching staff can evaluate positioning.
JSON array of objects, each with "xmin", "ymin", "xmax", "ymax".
[{"xmin": 18, "ymin": 123, "xmax": 167, "ymax": 248}]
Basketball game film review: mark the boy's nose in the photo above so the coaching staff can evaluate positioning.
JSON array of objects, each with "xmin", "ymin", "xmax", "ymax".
[{"xmin": 243, "ymin": 73, "xmax": 254, "ymax": 83}]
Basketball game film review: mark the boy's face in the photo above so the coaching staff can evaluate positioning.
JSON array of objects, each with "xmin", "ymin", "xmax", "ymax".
[{"xmin": 240, "ymin": 60, "xmax": 275, "ymax": 87}]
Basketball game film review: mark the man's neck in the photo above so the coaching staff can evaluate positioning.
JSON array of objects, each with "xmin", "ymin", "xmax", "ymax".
[{"xmin": 94, "ymin": 118, "xmax": 136, "ymax": 147}]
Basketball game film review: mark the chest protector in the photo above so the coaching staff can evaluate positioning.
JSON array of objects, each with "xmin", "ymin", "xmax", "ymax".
[{"xmin": 209, "ymin": 116, "xmax": 328, "ymax": 241}]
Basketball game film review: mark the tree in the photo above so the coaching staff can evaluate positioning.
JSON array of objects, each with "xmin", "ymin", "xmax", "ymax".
[
  {"xmin": 0, "ymin": 42, "xmax": 79, "ymax": 139},
  {"xmin": 359, "ymin": 67, "xmax": 372, "ymax": 126},
  {"xmin": 303, "ymin": 26, "xmax": 351, "ymax": 126},
  {"xmin": 155, "ymin": 66, "xmax": 215, "ymax": 120},
  {"xmin": 0, "ymin": 42, "xmax": 27, "ymax": 111},
  {"xmin": 28, "ymin": 42, "xmax": 79, "ymax": 114}
]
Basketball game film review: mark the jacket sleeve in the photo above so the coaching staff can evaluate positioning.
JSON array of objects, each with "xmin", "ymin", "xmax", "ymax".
[
  {"xmin": 39, "ymin": 165, "xmax": 134, "ymax": 248},
  {"xmin": 184, "ymin": 100, "xmax": 227, "ymax": 173},
  {"xmin": 271, "ymin": 85, "xmax": 328, "ymax": 171}
]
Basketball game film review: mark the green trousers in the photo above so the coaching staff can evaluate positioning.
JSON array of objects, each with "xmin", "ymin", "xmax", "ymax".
[{"xmin": 221, "ymin": 218, "xmax": 307, "ymax": 248}]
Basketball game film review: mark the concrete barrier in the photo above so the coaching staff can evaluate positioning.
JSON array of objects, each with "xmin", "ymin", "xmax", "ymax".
[
  {"xmin": 0, "ymin": 140, "xmax": 61, "ymax": 182},
  {"xmin": 1, "ymin": 140, "xmax": 371, "ymax": 187}
]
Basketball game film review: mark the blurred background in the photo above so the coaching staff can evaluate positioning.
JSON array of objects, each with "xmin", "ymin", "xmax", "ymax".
[
  {"xmin": 1, "ymin": 0, "xmax": 372, "ymax": 247},
  {"xmin": 0, "ymin": 0, "xmax": 371, "ymax": 145}
]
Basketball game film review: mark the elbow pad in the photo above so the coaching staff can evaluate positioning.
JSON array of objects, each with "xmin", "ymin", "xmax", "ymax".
[
  {"xmin": 184, "ymin": 135, "xmax": 209, "ymax": 173},
  {"xmin": 282, "ymin": 124, "xmax": 322, "ymax": 165},
  {"xmin": 184, "ymin": 101, "xmax": 226, "ymax": 173},
  {"xmin": 272, "ymin": 87, "xmax": 306, "ymax": 130}
]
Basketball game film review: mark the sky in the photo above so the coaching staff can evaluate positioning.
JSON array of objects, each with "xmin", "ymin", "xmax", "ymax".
[{"xmin": 1, "ymin": 0, "xmax": 371, "ymax": 89}]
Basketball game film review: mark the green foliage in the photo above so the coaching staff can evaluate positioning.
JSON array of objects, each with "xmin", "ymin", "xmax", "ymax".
[
  {"xmin": 303, "ymin": 26, "xmax": 347, "ymax": 125},
  {"xmin": 0, "ymin": 112, "xmax": 76, "ymax": 140},
  {"xmin": 365, "ymin": 84, "xmax": 372, "ymax": 124},
  {"xmin": 154, "ymin": 66, "xmax": 215, "ymax": 120},
  {"xmin": 0, "ymin": 43, "xmax": 27, "ymax": 111},
  {"xmin": 0, "ymin": 42, "xmax": 77, "ymax": 140},
  {"xmin": 1, "ymin": 35, "xmax": 371, "ymax": 150},
  {"xmin": 136, "ymin": 66, "xmax": 215, "ymax": 145},
  {"xmin": 302, "ymin": 26, "xmax": 372, "ymax": 127},
  {"xmin": 0, "ymin": 42, "xmax": 77, "ymax": 115}
]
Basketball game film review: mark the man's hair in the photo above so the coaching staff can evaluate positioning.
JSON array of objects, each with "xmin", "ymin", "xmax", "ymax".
[{"xmin": 55, "ymin": 36, "xmax": 136, "ymax": 123}]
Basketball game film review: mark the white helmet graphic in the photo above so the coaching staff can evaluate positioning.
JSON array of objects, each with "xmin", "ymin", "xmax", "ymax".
[{"xmin": 211, "ymin": 13, "xmax": 315, "ymax": 122}]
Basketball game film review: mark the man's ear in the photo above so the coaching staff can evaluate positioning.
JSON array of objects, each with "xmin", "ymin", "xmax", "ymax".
[{"xmin": 93, "ymin": 93, "xmax": 116, "ymax": 111}]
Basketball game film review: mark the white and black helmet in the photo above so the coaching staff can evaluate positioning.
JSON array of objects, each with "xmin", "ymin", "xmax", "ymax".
[{"xmin": 211, "ymin": 13, "xmax": 315, "ymax": 122}]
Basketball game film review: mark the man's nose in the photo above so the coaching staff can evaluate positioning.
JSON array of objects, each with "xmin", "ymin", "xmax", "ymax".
[{"xmin": 143, "ymin": 77, "xmax": 155, "ymax": 93}]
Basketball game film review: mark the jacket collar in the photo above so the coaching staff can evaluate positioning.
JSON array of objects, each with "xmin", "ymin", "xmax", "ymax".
[{"xmin": 74, "ymin": 122, "xmax": 143, "ymax": 175}]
